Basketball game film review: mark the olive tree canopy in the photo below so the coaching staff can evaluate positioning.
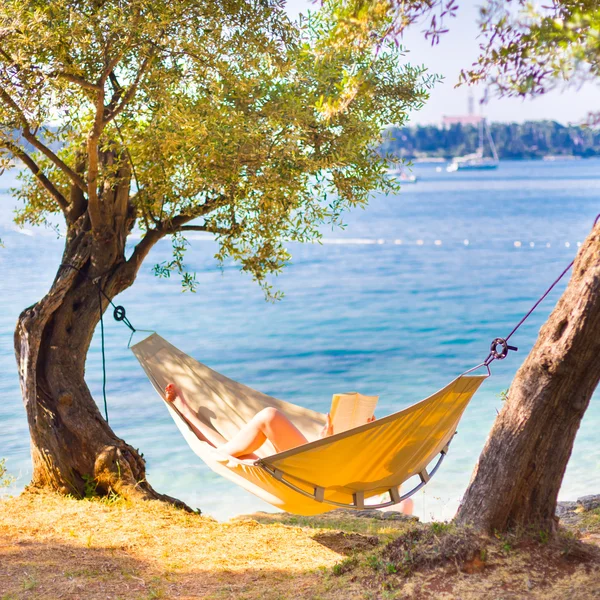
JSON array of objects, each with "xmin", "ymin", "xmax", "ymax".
[{"xmin": 1, "ymin": 0, "xmax": 435, "ymax": 502}]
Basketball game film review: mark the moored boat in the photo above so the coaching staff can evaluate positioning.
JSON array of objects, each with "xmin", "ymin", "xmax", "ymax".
[{"xmin": 447, "ymin": 118, "xmax": 499, "ymax": 172}]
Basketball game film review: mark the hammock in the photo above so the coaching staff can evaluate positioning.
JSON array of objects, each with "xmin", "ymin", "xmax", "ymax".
[{"xmin": 131, "ymin": 333, "xmax": 487, "ymax": 515}]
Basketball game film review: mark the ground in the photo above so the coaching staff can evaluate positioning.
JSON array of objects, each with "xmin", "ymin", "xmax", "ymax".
[{"xmin": 0, "ymin": 491, "xmax": 599, "ymax": 599}]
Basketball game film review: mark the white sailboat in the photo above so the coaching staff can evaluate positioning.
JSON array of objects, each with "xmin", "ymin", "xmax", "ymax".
[
  {"xmin": 447, "ymin": 118, "xmax": 499, "ymax": 172},
  {"xmin": 386, "ymin": 165, "xmax": 418, "ymax": 183}
]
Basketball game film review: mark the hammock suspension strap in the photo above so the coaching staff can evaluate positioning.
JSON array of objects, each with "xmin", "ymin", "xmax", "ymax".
[{"xmin": 480, "ymin": 212, "xmax": 600, "ymax": 370}]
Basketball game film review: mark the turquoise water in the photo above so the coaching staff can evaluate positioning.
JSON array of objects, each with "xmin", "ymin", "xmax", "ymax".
[{"xmin": 1, "ymin": 159, "xmax": 599, "ymax": 521}]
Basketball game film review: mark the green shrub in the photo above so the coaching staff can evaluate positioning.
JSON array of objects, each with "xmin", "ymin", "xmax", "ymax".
[{"xmin": 0, "ymin": 458, "xmax": 15, "ymax": 489}]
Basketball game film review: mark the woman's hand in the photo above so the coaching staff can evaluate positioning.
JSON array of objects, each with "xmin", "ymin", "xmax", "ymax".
[{"xmin": 319, "ymin": 413, "xmax": 334, "ymax": 439}]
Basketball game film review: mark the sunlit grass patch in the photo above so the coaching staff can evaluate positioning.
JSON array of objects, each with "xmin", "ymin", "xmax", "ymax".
[
  {"xmin": 1, "ymin": 491, "xmax": 599, "ymax": 599},
  {"xmin": 578, "ymin": 507, "xmax": 600, "ymax": 534},
  {"xmin": 245, "ymin": 508, "xmax": 417, "ymax": 539}
]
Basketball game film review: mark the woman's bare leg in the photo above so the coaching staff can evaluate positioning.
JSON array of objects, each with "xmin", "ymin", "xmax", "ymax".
[
  {"xmin": 165, "ymin": 385, "xmax": 307, "ymax": 457},
  {"xmin": 218, "ymin": 406, "xmax": 308, "ymax": 457},
  {"xmin": 399, "ymin": 498, "xmax": 414, "ymax": 516}
]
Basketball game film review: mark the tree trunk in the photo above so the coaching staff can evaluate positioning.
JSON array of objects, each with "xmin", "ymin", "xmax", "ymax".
[
  {"xmin": 14, "ymin": 209, "xmax": 185, "ymax": 507},
  {"xmin": 455, "ymin": 222, "xmax": 600, "ymax": 534}
]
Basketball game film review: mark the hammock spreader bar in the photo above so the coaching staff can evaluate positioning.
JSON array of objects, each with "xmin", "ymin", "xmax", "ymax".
[{"xmin": 256, "ymin": 442, "xmax": 450, "ymax": 510}]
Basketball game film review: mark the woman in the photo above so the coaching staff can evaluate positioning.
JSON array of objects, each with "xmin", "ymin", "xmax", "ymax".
[
  {"xmin": 164, "ymin": 383, "xmax": 373, "ymax": 458},
  {"xmin": 165, "ymin": 383, "xmax": 413, "ymax": 514}
]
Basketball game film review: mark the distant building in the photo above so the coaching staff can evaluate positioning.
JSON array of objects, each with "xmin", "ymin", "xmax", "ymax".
[{"xmin": 442, "ymin": 115, "xmax": 484, "ymax": 128}]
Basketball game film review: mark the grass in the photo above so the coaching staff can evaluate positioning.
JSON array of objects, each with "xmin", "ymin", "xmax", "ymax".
[
  {"xmin": 246, "ymin": 509, "xmax": 417, "ymax": 541},
  {"xmin": 578, "ymin": 507, "xmax": 600, "ymax": 534},
  {"xmin": 1, "ymin": 490, "xmax": 599, "ymax": 599},
  {"xmin": 20, "ymin": 575, "xmax": 37, "ymax": 592},
  {"xmin": 0, "ymin": 459, "xmax": 15, "ymax": 489},
  {"xmin": 328, "ymin": 521, "xmax": 600, "ymax": 599}
]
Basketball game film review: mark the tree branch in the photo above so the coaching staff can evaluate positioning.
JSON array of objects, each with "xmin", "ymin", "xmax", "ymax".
[
  {"xmin": 0, "ymin": 87, "xmax": 87, "ymax": 192},
  {"xmin": 100, "ymin": 53, "xmax": 125, "ymax": 86},
  {"xmin": 104, "ymin": 54, "xmax": 154, "ymax": 125},
  {"xmin": 68, "ymin": 147, "xmax": 88, "ymax": 222},
  {"xmin": 52, "ymin": 71, "xmax": 102, "ymax": 92},
  {"xmin": 121, "ymin": 228, "xmax": 164, "ymax": 280},
  {"xmin": 176, "ymin": 225, "xmax": 210, "ymax": 232},
  {"xmin": 176, "ymin": 224, "xmax": 234, "ymax": 235},
  {"xmin": 86, "ymin": 85, "xmax": 105, "ymax": 230},
  {"xmin": 160, "ymin": 194, "xmax": 230, "ymax": 232},
  {"xmin": 1, "ymin": 138, "xmax": 68, "ymax": 213},
  {"xmin": 119, "ymin": 195, "xmax": 230, "ymax": 280},
  {"xmin": 97, "ymin": 12, "xmax": 142, "ymax": 88}
]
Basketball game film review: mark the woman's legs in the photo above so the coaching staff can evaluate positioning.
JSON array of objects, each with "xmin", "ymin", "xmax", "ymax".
[
  {"xmin": 165, "ymin": 384, "xmax": 307, "ymax": 457},
  {"xmin": 399, "ymin": 498, "xmax": 414, "ymax": 516},
  {"xmin": 218, "ymin": 406, "xmax": 308, "ymax": 457}
]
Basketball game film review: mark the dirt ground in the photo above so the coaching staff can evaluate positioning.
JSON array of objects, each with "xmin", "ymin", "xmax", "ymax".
[{"xmin": 1, "ymin": 491, "xmax": 599, "ymax": 599}]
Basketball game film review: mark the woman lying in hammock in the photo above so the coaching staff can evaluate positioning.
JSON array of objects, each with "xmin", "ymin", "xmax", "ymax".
[
  {"xmin": 165, "ymin": 383, "xmax": 413, "ymax": 515},
  {"xmin": 165, "ymin": 383, "xmax": 374, "ymax": 457}
]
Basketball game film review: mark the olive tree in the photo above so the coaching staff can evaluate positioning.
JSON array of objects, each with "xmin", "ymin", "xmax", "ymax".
[
  {"xmin": 1, "ymin": 0, "xmax": 433, "ymax": 503},
  {"xmin": 453, "ymin": 0, "xmax": 600, "ymax": 534}
]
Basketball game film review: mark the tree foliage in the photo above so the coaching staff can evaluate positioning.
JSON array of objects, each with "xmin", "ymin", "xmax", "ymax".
[
  {"xmin": 460, "ymin": 0, "xmax": 600, "ymax": 109},
  {"xmin": 330, "ymin": 0, "xmax": 460, "ymax": 46},
  {"xmin": 0, "ymin": 458, "xmax": 15, "ymax": 489},
  {"xmin": 0, "ymin": 0, "xmax": 437, "ymax": 296}
]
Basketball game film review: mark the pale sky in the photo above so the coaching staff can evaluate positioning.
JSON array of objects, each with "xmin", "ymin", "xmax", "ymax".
[{"xmin": 286, "ymin": 0, "xmax": 600, "ymax": 126}]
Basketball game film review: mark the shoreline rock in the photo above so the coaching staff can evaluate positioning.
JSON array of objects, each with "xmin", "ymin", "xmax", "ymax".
[{"xmin": 557, "ymin": 494, "xmax": 600, "ymax": 530}]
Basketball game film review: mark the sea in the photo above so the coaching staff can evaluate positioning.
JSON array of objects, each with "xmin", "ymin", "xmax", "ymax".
[{"xmin": 1, "ymin": 158, "xmax": 599, "ymax": 521}]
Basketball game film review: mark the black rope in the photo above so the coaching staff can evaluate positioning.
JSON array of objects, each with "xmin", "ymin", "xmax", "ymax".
[
  {"xmin": 482, "ymin": 212, "xmax": 600, "ymax": 368},
  {"xmin": 59, "ymin": 263, "xmax": 146, "ymax": 424},
  {"xmin": 98, "ymin": 286, "xmax": 109, "ymax": 423}
]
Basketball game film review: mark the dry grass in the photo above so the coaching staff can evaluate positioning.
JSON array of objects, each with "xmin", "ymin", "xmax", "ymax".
[
  {"xmin": 1, "ymin": 491, "xmax": 599, "ymax": 599},
  {"xmin": 245, "ymin": 509, "xmax": 417, "ymax": 540},
  {"xmin": 0, "ymin": 490, "xmax": 352, "ymax": 600},
  {"xmin": 328, "ymin": 523, "xmax": 600, "ymax": 599},
  {"xmin": 578, "ymin": 507, "xmax": 600, "ymax": 534}
]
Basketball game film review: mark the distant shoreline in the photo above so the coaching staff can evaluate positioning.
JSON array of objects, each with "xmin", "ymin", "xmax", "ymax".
[
  {"xmin": 383, "ymin": 120, "xmax": 600, "ymax": 162},
  {"xmin": 408, "ymin": 155, "xmax": 593, "ymax": 164}
]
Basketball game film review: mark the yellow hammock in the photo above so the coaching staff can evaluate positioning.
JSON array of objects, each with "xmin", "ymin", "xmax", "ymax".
[{"xmin": 132, "ymin": 333, "xmax": 486, "ymax": 516}]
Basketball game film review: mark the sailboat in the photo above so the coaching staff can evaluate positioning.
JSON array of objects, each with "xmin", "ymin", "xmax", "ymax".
[
  {"xmin": 386, "ymin": 165, "xmax": 418, "ymax": 183},
  {"xmin": 447, "ymin": 118, "xmax": 499, "ymax": 172}
]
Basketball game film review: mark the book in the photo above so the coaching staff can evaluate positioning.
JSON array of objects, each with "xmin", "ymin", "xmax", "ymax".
[{"xmin": 329, "ymin": 392, "xmax": 379, "ymax": 434}]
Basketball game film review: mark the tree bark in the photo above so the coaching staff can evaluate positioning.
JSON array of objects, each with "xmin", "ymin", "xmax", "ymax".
[
  {"xmin": 13, "ymin": 170, "xmax": 187, "ymax": 508},
  {"xmin": 455, "ymin": 221, "xmax": 600, "ymax": 534}
]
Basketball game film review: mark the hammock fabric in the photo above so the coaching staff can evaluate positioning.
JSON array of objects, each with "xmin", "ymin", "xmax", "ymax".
[{"xmin": 132, "ymin": 333, "xmax": 486, "ymax": 516}]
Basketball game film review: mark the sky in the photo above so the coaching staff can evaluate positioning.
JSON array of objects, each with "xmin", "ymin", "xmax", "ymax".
[{"xmin": 285, "ymin": 0, "xmax": 600, "ymax": 127}]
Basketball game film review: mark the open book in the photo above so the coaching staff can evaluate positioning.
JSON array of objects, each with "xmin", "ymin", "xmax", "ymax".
[{"xmin": 330, "ymin": 392, "xmax": 379, "ymax": 434}]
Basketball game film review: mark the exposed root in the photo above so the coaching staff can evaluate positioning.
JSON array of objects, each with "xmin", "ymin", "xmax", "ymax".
[
  {"xmin": 381, "ymin": 523, "xmax": 486, "ymax": 575},
  {"xmin": 93, "ymin": 444, "xmax": 194, "ymax": 512}
]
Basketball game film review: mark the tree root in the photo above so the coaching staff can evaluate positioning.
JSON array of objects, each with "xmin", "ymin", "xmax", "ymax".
[{"xmin": 93, "ymin": 444, "xmax": 195, "ymax": 512}]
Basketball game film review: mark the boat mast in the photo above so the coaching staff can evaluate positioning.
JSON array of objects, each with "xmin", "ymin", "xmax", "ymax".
[
  {"xmin": 484, "ymin": 119, "xmax": 499, "ymax": 162},
  {"xmin": 478, "ymin": 119, "xmax": 484, "ymax": 158}
]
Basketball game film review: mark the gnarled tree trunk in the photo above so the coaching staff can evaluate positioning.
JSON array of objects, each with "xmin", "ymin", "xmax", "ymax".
[
  {"xmin": 456, "ymin": 221, "xmax": 600, "ymax": 534},
  {"xmin": 13, "ymin": 153, "xmax": 182, "ymax": 507}
]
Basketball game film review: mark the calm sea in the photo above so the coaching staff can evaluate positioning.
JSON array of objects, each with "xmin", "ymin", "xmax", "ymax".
[{"xmin": 1, "ymin": 159, "xmax": 599, "ymax": 521}]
